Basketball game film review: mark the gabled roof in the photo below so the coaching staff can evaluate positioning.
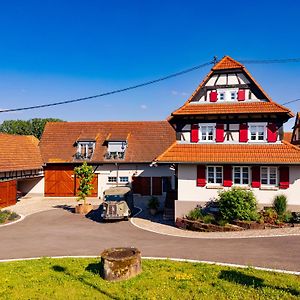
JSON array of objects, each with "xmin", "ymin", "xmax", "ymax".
[
  {"xmin": 40, "ymin": 121, "xmax": 175, "ymax": 163},
  {"xmin": 155, "ymin": 141, "xmax": 300, "ymax": 165},
  {"xmin": 170, "ymin": 56, "xmax": 293, "ymax": 118},
  {"xmin": 0, "ymin": 133, "xmax": 43, "ymax": 172}
]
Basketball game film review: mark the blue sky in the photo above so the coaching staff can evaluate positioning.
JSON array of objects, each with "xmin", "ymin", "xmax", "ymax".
[{"xmin": 0, "ymin": 0, "xmax": 299, "ymax": 130}]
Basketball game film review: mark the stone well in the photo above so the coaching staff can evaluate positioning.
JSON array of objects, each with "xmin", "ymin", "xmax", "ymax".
[{"xmin": 100, "ymin": 247, "xmax": 142, "ymax": 281}]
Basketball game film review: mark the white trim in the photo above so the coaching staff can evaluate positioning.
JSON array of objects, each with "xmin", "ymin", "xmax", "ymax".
[
  {"xmin": 260, "ymin": 166, "xmax": 278, "ymax": 187},
  {"xmin": 248, "ymin": 122, "xmax": 267, "ymax": 143},
  {"xmin": 206, "ymin": 165, "xmax": 223, "ymax": 185},
  {"xmin": 233, "ymin": 166, "xmax": 250, "ymax": 186}
]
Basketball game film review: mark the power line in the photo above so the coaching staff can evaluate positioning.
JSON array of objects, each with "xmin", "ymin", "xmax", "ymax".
[
  {"xmin": 1, "ymin": 57, "xmax": 300, "ymax": 113},
  {"xmin": 282, "ymin": 98, "xmax": 300, "ymax": 105},
  {"xmin": 0, "ymin": 61, "xmax": 213, "ymax": 113}
]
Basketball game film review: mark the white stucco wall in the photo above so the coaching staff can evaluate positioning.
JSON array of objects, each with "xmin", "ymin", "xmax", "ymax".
[
  {"xmin": 177, "ymin": 164, "xmax": 300, "ymax": 206},
  {"xmin": 95, "ymin": 164, "xmax": 174, "ymax": 198},
  {"xmin": 17, "ymin": 176, "xmax": 44, "ymax": 196}
]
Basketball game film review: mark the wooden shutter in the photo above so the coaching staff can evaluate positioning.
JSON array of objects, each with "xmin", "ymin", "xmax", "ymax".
[
  {"xmin": 190, "ymin": 124, "xmax": 199, "ymax": 143},
  {"xmin": 209, "ymin": 91, "xmax": 218, "ymax": 102},
  {"xmin": 279, "ymin": 166, "xmax": 289, "ymax": 189},
  {"xmin": 197, "ymin": 165, "xmax": 206, "ymax": 187},
  {"xmin": 251, "ymin": 166, "xmax": 261, "ymax": 188},
  {"xmin": 237, "ymin": 89, "xmax": 245, "ymax": 101},
  {"xmin": 223, "ymin": 165, "xmax": 232, "ymax": 187},
  {"xmin": 239, "ymin": 123, "xmax": 248, "ymax": 142},
  {"xmin": 267, "ymin": 123, "xmax": 277, "ymax": 143},
  {"xmin": 216, "ymin": 124, "xmax": 224, "ymax": 142}
]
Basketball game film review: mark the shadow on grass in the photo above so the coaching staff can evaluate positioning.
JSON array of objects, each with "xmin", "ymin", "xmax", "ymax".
[
  {"xmin": 219, "ymin": 270, "xmax": 300, "ymax": 296},
  {"xmin": 52, "ymin": 265, "xmax": 118, "ymax": 299}
]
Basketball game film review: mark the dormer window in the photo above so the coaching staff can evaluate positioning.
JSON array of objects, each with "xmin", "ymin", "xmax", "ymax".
[
  {"xmin": 106, "ymin": 141, "xmax": 127, "ymax": 160},
  {"xmin": 76, "ymin": 141, "xmax": 95, "ymax": 159}
]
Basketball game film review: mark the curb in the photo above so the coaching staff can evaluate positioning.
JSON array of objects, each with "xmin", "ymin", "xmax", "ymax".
[
  {"xmin": 0, "ymin": 255, "xmax": 298, "ymax": 276},
  {"xmin": 130, "ymin": 206, "xmax": 300, "ymax": 240},
  {"xmin": 0, "ymin": 214, "xmax": 25, "ymax": 228}
]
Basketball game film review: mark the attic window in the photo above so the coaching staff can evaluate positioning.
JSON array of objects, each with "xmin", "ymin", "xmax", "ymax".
[
  {"xmin": 106, "ymin": 141, "xmax": 127, "ymax": 160},
  {"xmin": 76, "ymin": 141, "xmax": 95, "ymax": 159}
]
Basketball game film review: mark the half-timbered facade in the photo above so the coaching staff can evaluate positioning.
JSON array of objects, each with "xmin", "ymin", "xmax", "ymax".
[{"xmin": 157, "ymin": 56, "xmax": 300, "ymax": 218}]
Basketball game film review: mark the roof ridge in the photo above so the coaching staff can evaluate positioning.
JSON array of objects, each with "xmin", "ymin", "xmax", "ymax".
[{"xmin": 212, "ymin": 55, "xmax": 244, "ymax": 70}]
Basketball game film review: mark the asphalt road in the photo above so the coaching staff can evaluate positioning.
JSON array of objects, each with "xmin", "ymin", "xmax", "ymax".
[{"xmin": 0, "ymin": 209, "xmax": 299, "ymax": 272}]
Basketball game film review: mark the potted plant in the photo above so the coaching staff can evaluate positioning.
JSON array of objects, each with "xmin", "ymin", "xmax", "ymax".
[
  {"xmin": 74, "ymin": 162, "xmax": 94, "ymax": 214},
  {"xmin": 148, "ymin": 196, "xmax": 159, "ymax": 216}
]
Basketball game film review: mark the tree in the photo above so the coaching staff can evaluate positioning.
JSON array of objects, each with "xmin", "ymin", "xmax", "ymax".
[
  {"xmin": 74, "ymin": 162, "xmax": 94, "ymax": 206},
  {"xmin": 0, "ymin": 118, "xmax": 64, "ymax": 139}
]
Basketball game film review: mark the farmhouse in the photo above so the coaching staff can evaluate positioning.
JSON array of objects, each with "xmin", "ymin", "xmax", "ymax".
[
  {"xmin": 156, "ymin": 56, "xmax": 300, "ymax": 218},
  {"xmin": 39, "ymin": 121, "xmax": 175, "ymax": 198},
  {"xmin": 0, "ymin": 133, "xmax": 43, "ymax": 208}
]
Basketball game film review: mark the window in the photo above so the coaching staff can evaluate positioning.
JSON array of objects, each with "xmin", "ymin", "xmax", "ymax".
[
  {"xmin": 233, "ymin": 166, "xmax": 250, "ymax": 185},
  {"xmin": 207, "ymin": 166, "xmax": 223, "ymax": 184},
  {"xmin": 249, "ymin": 123, "xmax": 266, "ymax": 142},
  {"xmin": 199, "ymin": 124, "xmax": 215, "ymax": 141},
  {"xmin": 219, "ymin": 92, "xmax": 225, "ymax": 101},
  {"xmin": 230, "ymin": 91, "xmax": 237, "ymax": 100},
  {"xmin": 119, "ymin": 176, "xmax": 129, "ymax": 183},
  {"xmin": 261, "ymin": 167, "xmax": 278, "ymax": 186},
  {"xmin": 108, "ymin": 176, "xmax": 117, "ymax": 183},
  {"xmin": 106, "ymin": 141, "xmax": 127, "ymax": 160},
  {"xmin": 76, "ymin": 142, "xmax": 95, "ymax": 159}
]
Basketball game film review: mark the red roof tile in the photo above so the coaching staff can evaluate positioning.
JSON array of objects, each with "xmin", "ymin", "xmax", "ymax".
[
  {"xmin": 40, "ymin": 121, "xmax": 176, "ymax": 163},
  {"xmin": 0, "ymin": 134, "xmax": 43, "ymax": 172},
  {"xmin": 212, "ymin": 56, "xmax": 244, "ymax": 70},
  {"xmin": 156, "ymin": 141, "xmax": 300, "ymax": 164}
]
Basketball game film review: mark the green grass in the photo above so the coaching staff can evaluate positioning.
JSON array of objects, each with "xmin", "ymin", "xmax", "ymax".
[
  {"xmin": 0, "ymin": 210, "xmax": 19, "ymax": 224},
  {"xmin": 0, "ymin": 258, "xmax": 299, "ymax": 299}
]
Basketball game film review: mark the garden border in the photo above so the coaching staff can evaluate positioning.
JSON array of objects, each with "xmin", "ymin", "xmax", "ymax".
[{"xmin": 0, "ymin": 214, "xmax": 25, "ymax": 228}]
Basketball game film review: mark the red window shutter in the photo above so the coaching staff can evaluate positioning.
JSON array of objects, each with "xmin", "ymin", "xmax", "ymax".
[
  {"xmin": 210, "ymin": 91, "xmax": 218, "ymax": 102},
  {"xmin": 267, "ymin": 123, "xmax": 277, "ymax": 143},
  {"xmin": 239, "ymin": 123, "xmax": 248, "ymax": 142},
  {"xmin": 238, "ymin": 89, "xmax": 245, "ymax": 101},
  {"xmin": 279, "ymin": 166, "xmax": 289, "ymax": 189},
  {"xmin": 251, "ymin": 166, "xmax": 261, "ymax": 188},
  {"xmin": 223, "ymin": 165, "xmax": 232, "ymax": 187},
  {"xmin": 190, "ymin": 124, "xmax": 199, "ymax": 143},
  {"xmin": 216, "ymin": 124, "xmax": 224, "ymax": 142},
  {"xmin": 197, "ymin": 165, "xmax": 206, "ymax": 187}
]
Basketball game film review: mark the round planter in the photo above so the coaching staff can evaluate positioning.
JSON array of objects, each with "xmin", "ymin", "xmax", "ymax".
[
  {"xmin": 75, "ymin": 203, "xmax": 93, "ymax": 214},
  {"xmin": 100, "ymin": 247, "xmax": 142, "ymax": 281}
]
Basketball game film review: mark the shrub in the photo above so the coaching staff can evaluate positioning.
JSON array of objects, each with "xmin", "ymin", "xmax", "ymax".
[
  {"xmin": 202, "ymin": 214, "xmax": 215, "ymax": 224},
  {"xmin": 186, "ymin": 207, "xmax": 203, "ymax": 221},
  {"xmin": 261, "ymin": 208, "xmax": 278, "ymax": 224},
  {"xmin": 273, "ymin": 194, "xmax": 287, "ymax": 216},
  {"xmin": 0, "ymin": 210, "xmax": 19, "ymax": 224},
  {"xmin": 217, "ymin": 187, "xmax": 258, "ymax": 222},
  {"xmin": 148, "ymin": 196, "xmax": 159, "ymax": 210}
]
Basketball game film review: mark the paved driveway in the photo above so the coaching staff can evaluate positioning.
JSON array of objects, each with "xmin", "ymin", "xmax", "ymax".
[{"xmin": 1, "ymin": 208, "xmax": 300, "ymax": 272}]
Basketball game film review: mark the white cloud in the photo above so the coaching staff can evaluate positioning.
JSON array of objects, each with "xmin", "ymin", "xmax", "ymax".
[
  {"xmin": 181, "ymin": 92, "xmax": 188, "ymax": 96},
  {"xmin": 171, "ymin": 90, "xmax": 178, "ymax": 95},
  {"xmin": 140, "ymin": 104, "xmax": 147, "ymax": 110}
]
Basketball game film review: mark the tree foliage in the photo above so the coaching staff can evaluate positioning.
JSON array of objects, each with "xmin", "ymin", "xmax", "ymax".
[
  {"xmin": 74, "ymin": 162, "xmax": 94, "ymax": 205},
  {"xmin": 0, "ymin": 118, "xmax": 64, "ymax": 139}
]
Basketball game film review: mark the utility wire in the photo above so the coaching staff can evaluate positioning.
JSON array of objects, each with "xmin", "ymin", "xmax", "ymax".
[
  {"xmin": 1, "ymin": 57, "xmax": 300, "ymax": 113},
  {"xmin": 0, "ymin": 61, "xmax": 213, "ymax": 113}
]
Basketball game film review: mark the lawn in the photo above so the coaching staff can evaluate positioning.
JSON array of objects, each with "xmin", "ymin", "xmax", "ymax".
[{"xmin": 0, "ymin": 258, "xmax": 299, "ymax": 299}]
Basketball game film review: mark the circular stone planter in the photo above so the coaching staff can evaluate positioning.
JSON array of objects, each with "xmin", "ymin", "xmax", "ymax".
[
  {"xmin": 100, "ymin": 247, "xmax": 141, "ymax": 281},
  {"xmin": 74, "ymin": 203, "xmax": 93, "ymax": 214}
]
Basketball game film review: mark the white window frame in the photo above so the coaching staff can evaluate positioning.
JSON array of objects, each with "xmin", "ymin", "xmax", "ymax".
[
  {"xmin": 218, "ymin": 91, "xmax": 226, "ymax": 101},
  {"xmin": 248, "ymin": 122, "xmax": 267, "ymax": 142},
  {"xmin": 233, "ymin": 166, "xmax": 250, "ymax": 185},
  {"xmin": 217, "ymin": 89, "xmax": 238, "ymax": 102},
  {"xmin": 199, "ymin": 123, "xmax": 215, "ymax": 142},
  {"xmin": 108, "ymin": 176, "xmax": 117, "ymax": 183},
  {"xmin": 206, "ymin": 166, "xmax": 223, "ymax": 185},
  {"xmin": 119, "ymin": 176, "xmax": 129, "ymax": 183},
  {"xmin": 77, "ymin": 141, "xmax": 95, "ymax": 159},
  {"xmin": 260, "ymin": 166, "xmax": 278, "ymax": 186}
]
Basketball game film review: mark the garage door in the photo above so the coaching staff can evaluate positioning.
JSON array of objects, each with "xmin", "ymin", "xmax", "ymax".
[
  {"xmin": 45, "ymin": 165, "xmax": 98, "ymax": 197},
  {"xmin": 0, "ymin": 180, "xmax": 17, "ymax": 208},
  {"xmin": 132, "ymin": 176, "xmax": 151, "ymax": 196}
]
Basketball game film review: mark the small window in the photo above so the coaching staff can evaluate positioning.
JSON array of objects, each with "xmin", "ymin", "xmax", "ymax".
[
  {"xmin": 76, "ymin": 142, "xmax": 95, "ymax": 159},
  {"xmin": 261, "ymin": 167, "xmax": 278, "ymax": 186},
  {"xmin": 219, "ymin": 92, "xmax": 225, "ymax": 101},
  {"xmin": 199, "ymin": 124, "xmax": 215, "ymax": 141},
  {"xmin": 233, "ymin": 166, "xmax": 249, "ymax": 185},
  {"xmin": 249, "ymin": 123, "xmax": 266, "ymax": 142},
  {"xmin": 207, "ymin": 166, "xmax": 223, "ymax": 184},
  {"xmin": 108, "ymin": 176, "xmax": 117, "ymax": 183},
  {"xmin": 230, "ymin": 91, "xmax": 237, "ymax": 100},
  {"xmin": 119, "ymin": 176, "xmax": 129, "ymax": 183}
]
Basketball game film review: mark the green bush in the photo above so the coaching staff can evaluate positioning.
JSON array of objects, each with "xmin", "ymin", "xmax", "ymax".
[
  {"xmin": 217, "ymin": 187, "xmax": 258, "ymax": 222},
  {"xmin": 0, "ymin": 210, "xmax": 19, "ymax": 224},
  {"xmin": 148, "ymin": 196, "xmax": 160, "ymax": 210},
  {"xmin": 202, "ymin": 214, "xmax": 215, "ymax": 224},
  {"xmin": 273, "ymin": 194, "xmax": 287, "ymax": 216},
  {"xmin": 261, "ymin": 208, "xmax": 278, "ymax": 224},
  {"xmin": 186, "ymin": 207, "xmax": 203, "ymax": 221}
]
